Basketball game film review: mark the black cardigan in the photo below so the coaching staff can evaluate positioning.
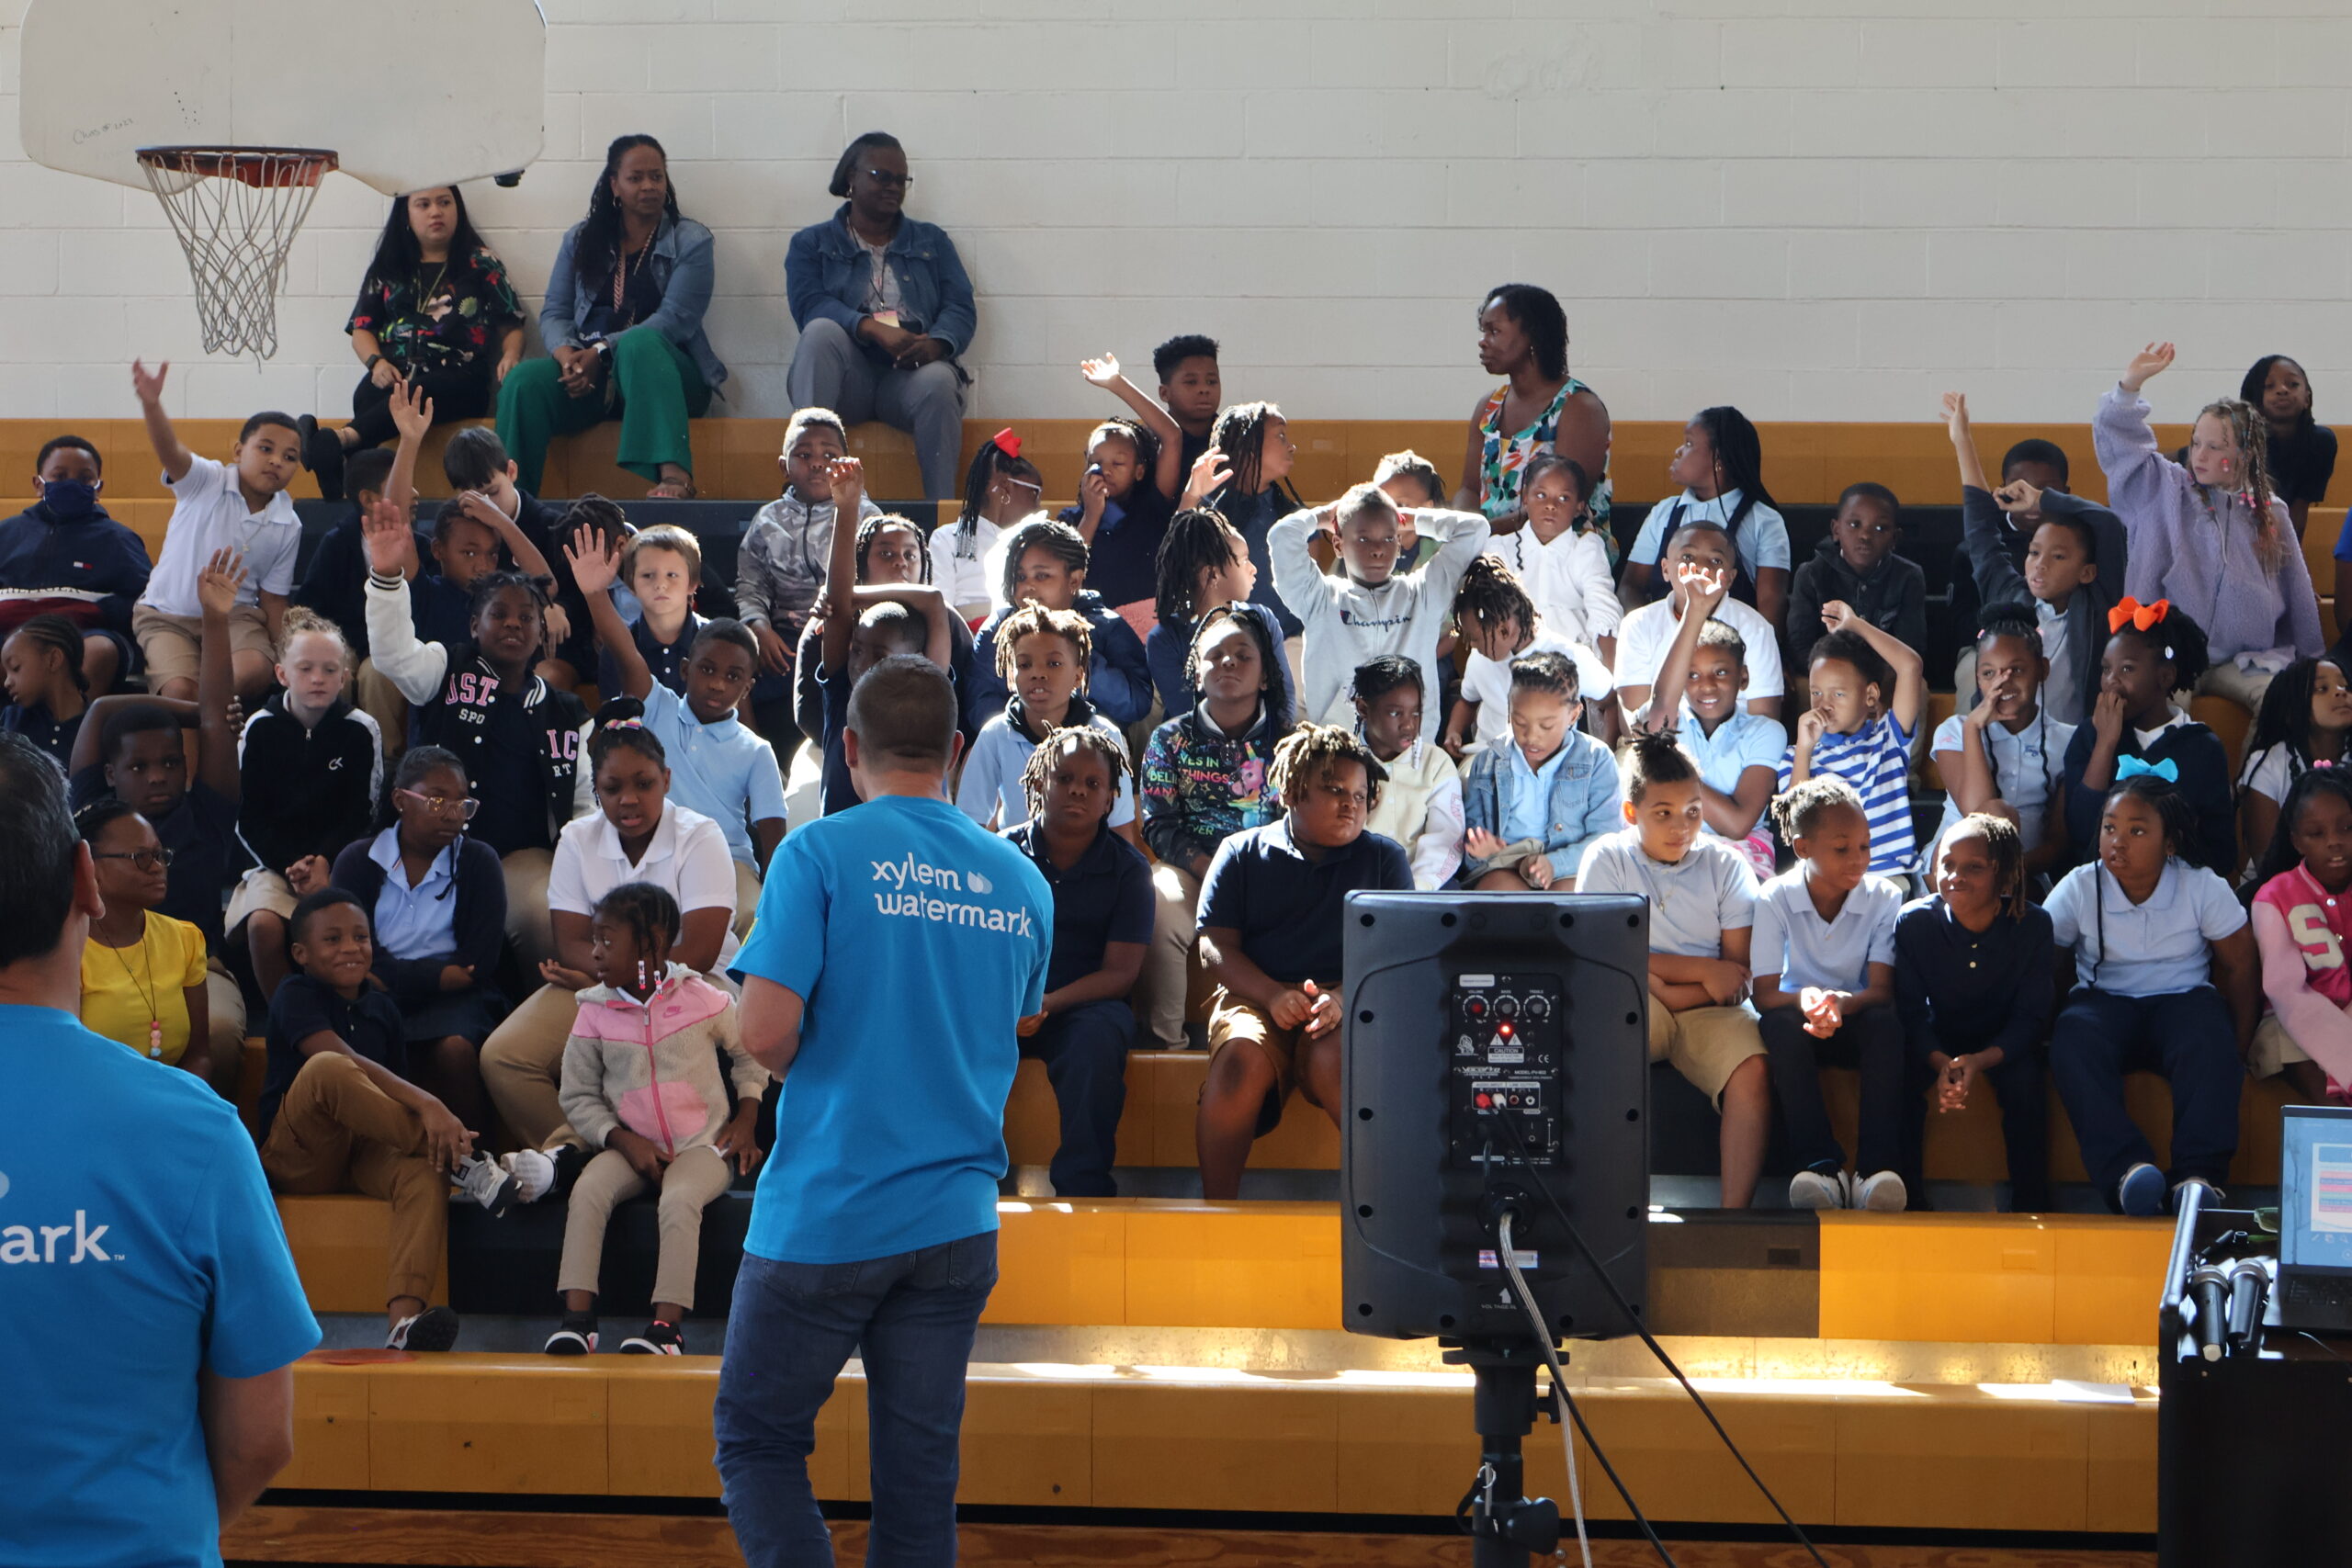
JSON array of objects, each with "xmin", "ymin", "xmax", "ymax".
[
  {"xmin": 2056, "ymin": 718, "xmax": 2233, "ymax": 876},
  {"xmin": 329, "ymin": 833, "xmax": 507, "ymax": 1008}
]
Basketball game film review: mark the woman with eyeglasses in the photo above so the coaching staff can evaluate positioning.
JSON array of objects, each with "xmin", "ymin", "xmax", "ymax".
[
  {"xmin": 77, "ymin": 797, "xmax": 232, "ymax": 1098},
  {"xmin": 328, "ymin": 745, "xmax": 509, "ymax": 1134},
  {"xmin": 785, "ymin": 131, "xmax": 977, "ymax": 501}
]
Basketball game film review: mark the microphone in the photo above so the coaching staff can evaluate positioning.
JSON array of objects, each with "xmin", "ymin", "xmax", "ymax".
[
  {"xmin": 2190, "ymin": 1265, "xmax": 2232, "ymax": 1362},
  {"xmin": 2225, "ymin": 1258, "xmax": 2270, "ymax": 1357}
]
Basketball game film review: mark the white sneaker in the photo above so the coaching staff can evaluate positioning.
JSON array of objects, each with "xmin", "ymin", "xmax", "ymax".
[
  {"xmin": 1855, "ymin": 1170, "xmax": 1908, "ymax": 1212},
  {"xmin": 456, "ymin": 1153, "xmax": 518, "ymax": 1216},
  {"xmin": 503, "ymin": 1148, "xmax": 556, "ymax": 1204},
  {"xmin": 1789, "ymin": 1169, "xmax": 1844, "ymax": 1210}
]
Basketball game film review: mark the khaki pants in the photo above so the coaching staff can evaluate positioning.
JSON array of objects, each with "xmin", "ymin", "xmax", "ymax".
[
  {"xmin": 1647, "ymin": 1002, "xmax": 1767, "ymax": 1108},
  {"xmin": 2195, "ymin": 660, "xmax": 2274, "ymax": 715},
  {"xmin": 481, "ymin": 982, "xmax": 582, "ymax": 1152},
  {"xmin": 356, "ymin": 659, "xmax": 412, "ymax": 761},
  {"xmin": 502, "ymin": 849, "xmax": 556, "ymax": 976},
  {"xmin": 733, "ymin": 858, "xmax": 761, "ymax": 937},
  {"xmin": 258, "ymin": 1053, "xmax": 446, "ymax": 1307},
  {"xmin": 558, "ymin": 1144, "xmax": 735, "ymax": 1310},
  {"xmin": 1141, "ymin": 863, "xmax": 1205, "ymax": 1050},
  {"xmin": 131, "ymin": 602, "xmax": 276, "ymax": 687}
]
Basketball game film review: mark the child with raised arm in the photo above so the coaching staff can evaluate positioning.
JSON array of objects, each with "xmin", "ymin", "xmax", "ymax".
[
  {"xmin": 1578, "ymin": 733, "xmax": 1771, "ymax": 1207},
  {"xmin": 1271, "ymin": 482, "xmax": 1490, "ymax": 737},
  {"xmin": 1634, "ymin": 565, "xmax": 1784, "ymax": 878},
  {"xmin": 128, "ymin": 360, "xmax": 301, "ymax": 703},
  {"xmin": 548, "ymin": 883, "xmax": 765, "ymax": 1357},
  {"xmin": 1612, "ymin": 519, "xmax": 1785, "ymax": 725},
  {"xmin": 735, "ymin": 407, "xmax": 885, "ymax": 705},
  {"xmin": 2098, "ymin": 343, "xmax": 2324, "ymax": 712},
  {"xmin": 439, "ymin": 426, "xmax": 585, "ymax": 685},
  {"xmin": 1067, "ymin": 353, "xmax": 1190, "ymax": 616},
  {"xmin": 1781, "ymin": 602, "xmax": 1927, "ymax": 880}
]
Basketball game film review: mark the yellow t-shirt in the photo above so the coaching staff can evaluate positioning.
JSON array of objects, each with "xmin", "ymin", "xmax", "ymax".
[{"xmin": 80, "ymin": 912, "xmax": 209, "ymax": 1065}]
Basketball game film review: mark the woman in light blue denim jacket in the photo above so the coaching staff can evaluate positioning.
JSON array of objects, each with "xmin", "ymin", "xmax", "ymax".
[
  {"xmin": 785, "ymin": 132, "xmax": 977, "ymax": 501},
  {"xmin": 496, "ymin": 135, "xmax": 729, "ymax": 498}
]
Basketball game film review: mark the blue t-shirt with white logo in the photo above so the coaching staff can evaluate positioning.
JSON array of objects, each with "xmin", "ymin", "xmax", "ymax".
[
  {"xmin": 0, "ymin": 1004, "xmax": 320, "ymax": 1568},
  {"xmin": 736, "ymin": 794, "xmax": 1052, "ymax": 1265}
]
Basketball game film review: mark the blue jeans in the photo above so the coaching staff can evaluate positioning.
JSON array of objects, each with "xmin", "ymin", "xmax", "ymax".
[
  {"xmin": 715, "ymin": 1232, "xmax": 999, "ymax": 1568},
  {"xmin": 2049, "ymin": 986, "xmax": 2241, "ymax": 1203}
]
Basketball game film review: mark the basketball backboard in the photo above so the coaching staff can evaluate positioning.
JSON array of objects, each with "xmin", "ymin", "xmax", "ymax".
[{"xmin": 17, "ymin": 0, "xmax": 548, "ymax": 197}]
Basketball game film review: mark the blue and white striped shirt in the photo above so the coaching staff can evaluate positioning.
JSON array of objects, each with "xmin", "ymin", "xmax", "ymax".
[{"xmin": 1778, "ymin": 714, "xmax": 1915, "ymax": 875}]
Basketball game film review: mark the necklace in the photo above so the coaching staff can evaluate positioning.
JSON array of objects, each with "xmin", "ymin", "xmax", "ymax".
[
  {"xmin": 102, "ymin": 911, "xmax": 166, "ymax": 1059},
  {"xmin": 415, "ymin": 258, "xmax": 449, "ymax": 307},
  {"xmin": 612, "ymin": 236, "xmax": 649, "ymax": 315}
]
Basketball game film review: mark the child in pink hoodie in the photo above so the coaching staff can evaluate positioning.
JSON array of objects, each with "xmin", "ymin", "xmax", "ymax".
[{"xmin": 545, "ymin": 882, "xmax": 769, "ymax": 1356}]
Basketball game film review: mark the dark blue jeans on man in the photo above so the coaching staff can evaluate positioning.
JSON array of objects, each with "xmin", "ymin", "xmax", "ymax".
[
  {"xmin": 715, "ymin": 1232, "xmax": 999, "ymax": 1567},
  {"xmin": 2048, "ymin": 986, "xmax": 2241, "ymax": 1207},
  {"xmin": 1020, "ymin": 999, "xmax": 1132, "ymax": 1197}
]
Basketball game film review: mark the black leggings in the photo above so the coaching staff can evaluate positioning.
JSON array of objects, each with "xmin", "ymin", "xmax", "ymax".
[{"xmin": 345, "ymin": 363, "xmax": 495, "ymax": 449}]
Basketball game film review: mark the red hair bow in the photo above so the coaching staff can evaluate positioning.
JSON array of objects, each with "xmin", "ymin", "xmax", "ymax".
[
  {"xmin": 2108, "ymin": 596, "xmax": 2171, "ymax": 635},
  {"xmin": 989, "ymin": 428, "xmax": 1023, "ymax": 459}
]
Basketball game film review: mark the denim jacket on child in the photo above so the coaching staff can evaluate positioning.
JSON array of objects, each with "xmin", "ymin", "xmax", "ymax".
[{"xmin": 1459, "ymin": 728, "xmax": 1623, "ymax": 883}]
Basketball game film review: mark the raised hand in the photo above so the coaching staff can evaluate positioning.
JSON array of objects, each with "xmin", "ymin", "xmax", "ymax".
[
  {"xmin": 564, "ymin": 523, "xmax": 621, "ymax": 596},
  {"xmin": 2120, "ymin": 342, "xmax": 2175, "ymax": 394},
  {"xmin": 389, "ymin": 376, "xmax": 434, "ymax": 441},
  {"xmin": 360, "ymin": 496, "xmax": 417, "ymax": 578},
  {"xmin": 1819, "ymin": 599, "xmax": 1859, "ymax": 635},
  {"xmin": 825, "ymin": 455, "xmax": 867, "ymax": 515},
  {"xmin": 196, "ymin": 547, "xmax": 247, "ymax": 617},
  {"xmin": 1182, "ymin": 445, "xmax": 1233, "ymax": 508},
  {"xmin": 1939, "ymin": 391, "xmax": 1969, "ymax": 436},
  {"xmin": 131, "ymin": 358, "xmax": 170, "ymax": 405},
  {"xmin": 1993, "ymin": 479, "xmax": 2042, "ymax": 515},
  {"xmin": 1673, "ymin": 560, "xmax": 1731, "ymax": 618},
  {"xmin": 1079, "ymin": 353, "xmax": 1122, "ymax": 388}
]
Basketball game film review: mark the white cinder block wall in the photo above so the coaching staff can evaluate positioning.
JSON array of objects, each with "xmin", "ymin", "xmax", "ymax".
[{"xmin": 2, "ymin": 0, "xmax": 2347, "ymax": 429}]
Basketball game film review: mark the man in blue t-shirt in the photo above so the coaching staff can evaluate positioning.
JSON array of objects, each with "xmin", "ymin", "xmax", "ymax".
[
  {"xmin": 716, "ymin": 656, "xmax": 1052, "ymax": 1568},
  {"xmin": 0, "ymin": 732, "xmax": 320, "ymax": 1568}
]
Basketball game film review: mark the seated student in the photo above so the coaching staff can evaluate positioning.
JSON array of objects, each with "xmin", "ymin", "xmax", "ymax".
[
  {"xmin": 2099, "ymin": 342, "xmax": 2324, "ymax": 712},
  {"xmin": 1577, "ymin": 734, "xmax": 1771, "ymax": 1208},
  {"xmin": 225, "ymin": 609, "xmax": 382, "ymax": 1001},
  {"xmin": 958, "ymin": 604, "xmax": 1139, "ymax": 838},
  {"xmin": 1784, "ymin": 484, "xmax": 1927, "ymax": 673},
  {"xmin": 597, "ymin": 523, "xmax": 707, "ymax": 699},
  {"xmin": 295, "ymin": 446, "xmax": 428, "ymax": 747},
  {"xmin": 1751, "ymin": 777, "xmax": 1912, "ymax": 1212},
  {"xmin": 1203, "ymin": 401, "xmax": 1309, "ymax": 658},
  {"xmin": 568, "ymin": 509, "xmax": 783, "ymax": 913},
  {"xmin": 359, "ymin": 499, "xmax": 593, "ymax": 972},
  {"xmin": 2058, "ymin": 602, "xmax": 2234, "ymax": 875},
  {"xmin": 481, "ymin": 716, "xmax": 743, "ymax": 1158},
  {"xmin": 2239, "ymin": 355, "xmax": 2335, "ymax": 533},
  {"xmin": 966, "ymin": 520, "xmax": 1153, "ymax": 730},
  {"xmin": 1633, "ymin": 573, "xmax": 1783, "ymax": 878},
  {"xmin": 2247, "ymin": 769, "xmax": 2352, "ymax": 1104},
  {"xmin": 441, "ymin": 424, "xmax": 587, "ymax": 685},
  {"xmin": 0, "ymin": 432, "xmax": 150, "ymax": 695},
  {"xmin": 1155, "ymin": 333, "xmax": 1224, "ymax": 478},
  {"xmin": 1928, "ymin": 604, "xmax": 2075, "ymax": 881},
  {"xmin": 1514, "ymin": 452, "xmax": 1623, "ymax": 664},
  {"xmin": 548, "ymin": 883, "xmax": 766, "ymax": 1357},
  {"xmin": 258, "ymin": 887, "xmax": 526, "ymax": 1352},
  {"xmin": 2, "ymin": 614, "xmax": 91, "ymax": 767},
  {"xmin": 1444, "ymin": 555, "xmax": 1615, "ymax": 757},
  {"xmin": 936, "ymin": 432, "xmax": 1045, "ymax": 621},
  {"xmin": 1195, "ymin": 726, "xmax": 1411, "ymax": 1198},
  {"xmin": 2046, "ymin": 773, "xmax": 2260, "ymax": 1214},
  {"xmin": 1147, "ymin": 508, "xmax": 1293, "ymax": 726},
  {"xmin": 1896, "ymin": 814, "xmax": 2056, "ymax": 1213},
  {"xmin": 1781, "ymin": 603, "xmax": 1926, "ymax": 881},
  {"xmin": 75, "ymin": 798, "xmax": 226, "ymax": 1096},
  {"xmin": 736, "ymin": 406, "xmax": 884, "ymax": 743},
  {"xmin": 793, "ymin": 507, "xmax": 975, "ymax": 741},
  {"xmin": 330, "ymin": 745, "xmax": 513, "ymax": 1143},
  {"xmin": 1460, "ymin": 651, "xmax": 1622, "ymax": 891},
  {"xmin": 1068, "ymin": 353, "xmax": 1191, "ymax": 617},
  {"xmin": 1272, "ymin": 483, "xmax": 1490, "ymax": 737},
  {"xmin": 1943, "ymin": 392, "xmax": 2128, "ymax": 726},
  {"xmin": 128, "ymin": 361, "xmax": 300, "ymax": 704},
  {"xmin": 1371, "ymin": 449, "xmax": 1449, "ymax": 571},
  {"xmin": 413, "ymin": 490, "xmax": 564, "ymax": 651},
  {"xmin": 70, "ymin": 549, "xmax": 249, "ymax": 1073},
  {"xmin": 1617, "ymin": 407, "xmax": 1791, "ymax": 629},
  {"xmin": 1003, "ymin": 728, "xmax": 1155, "ymax": 1196},
  {"xmin": 1354, "ymin": 655, "xmax": 1464, "ymax": 890},
  {"xmin": 1138, "ymin": 603, "xmax": 1288, "ymax": 1050},
  {"xmin": 1613, "ymin": 519, "xmax": 1785, "ymax": 725},
  {"xmin": 2236, "ymin": 655, "xmax": 2352, "ymax": 878}
]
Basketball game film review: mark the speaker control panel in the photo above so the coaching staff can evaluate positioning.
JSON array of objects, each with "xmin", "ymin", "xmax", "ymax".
[{"xmin": 1446, "ymin": 972, "xmax": 1566, "ymax": 1170}]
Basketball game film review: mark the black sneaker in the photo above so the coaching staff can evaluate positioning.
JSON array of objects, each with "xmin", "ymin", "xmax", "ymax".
[
  {"xmin": 390, "ymin": 1304, "xmax": 460, "ymax": 1352},
  {"xmin": 620, "ymin": 1320, "xmax": 685, "ymax": 1356},
  {"xmin": 299, "ymin": 416, "xmax": 347, "ymax": 502},
  {"xmin": 544, "ymin": 1316, "xmax": 597, "ymax": 1356}
]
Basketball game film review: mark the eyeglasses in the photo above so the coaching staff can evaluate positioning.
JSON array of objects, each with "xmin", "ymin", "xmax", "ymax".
[
  {"xmin": 93, "ymin": 847, "xmax": 174, "ymax": 872},
  {"xmin": 396, "ymin": 789, "xmax": 481, "ymax": 821},
  {"xmin": 863, "ymin": 168, "xmax": 912, "ymax": 189}
]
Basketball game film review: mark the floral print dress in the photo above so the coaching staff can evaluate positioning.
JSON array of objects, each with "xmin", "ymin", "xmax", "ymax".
[
  {"xmin": 1476, "ymin": 376, "xmax": 1616, "ymax": 562},
  {"xmin": 346, "ymin": 245, "xmax": 524, "ymax": 377}
]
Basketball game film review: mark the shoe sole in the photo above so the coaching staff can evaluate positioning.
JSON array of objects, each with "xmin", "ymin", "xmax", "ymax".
[
  {"xmin": 1788, "ymin": 1179, "xmax": 1840, "ymax": 1211},
  {"xmin": 544, "ymin": 1331, "xmax": 595, "ymax": 1356},
  {"xmin": 401, "ymin": 1308, "xmax": 461, "ymax": 1354},
  {"xmin": 473, "ymin": 1170, "xmax": 519, "ymax": 1218},
  {"xmin": 2120, "ymin": 1168, "xmax": 2166, "ymax": 1217},
  {"xmin": 1858, "ymin": 1180, "xmax": 1907, "ymax": 1213},
  {"xmin": 620, "ymin": 1337, "xmax": 684, "ymax": 1355}
]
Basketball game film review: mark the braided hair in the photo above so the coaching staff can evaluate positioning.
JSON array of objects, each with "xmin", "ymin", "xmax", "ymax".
[
  {"xmin": 2240, "ymin": 655, "xmax": 2347, "ymax": 802},
  {"xmin": 1685, "ymin": 407, "xmax": 1776, "ymax": 563},
  {"xmin": 571, "ymin": 135, "xmax": 679, "ymax": 288},
  {"xmin": 7, "ymin": 613, "xmax": 88, "ymax": 695},
  {"xmin": 1088, "ymin": 417, "xmax": 1162, "ymax": 502},
  {"xmin": 2193, "ymin": 396, "xmax": 2285, "ymax": 570},
  {"xmin": 1973, "ymin": 600, "xmax": 2061, "ymax": 817},
  {"xmin": 1770, "ymin": 774, "xmax": 1866, "ymax": 843},
  {"xmin": 998, "ymin": 518, "xmax": 1090, "ymax": 607},
  {"xmin": 1351, "ymin": 652, "xmax": 1423, "ymax": 705},
  {"xmin": 1017, "ymin": 724, "xmax": 1132, "ymax": 822},
  {"xmin": 1209, "ymin": 401, "xmax": 1301, "ymax": 504},
  {"xmin": 856, "ymin": 513, "xmax": 933, "ymax": 584},
  {"xmin": 1269, "ymin": 723, "xmax": 1386, "ymax": 813},
  {"xmin": 1618, "ymin": 730, "xmax": 1698, "ymax": 803},
  {"xmin": 73, "ymin": 794, "xmax": 141, "ymax": 845},
  {"xmin": 464, "ymin": 570, "xmax": 554, "ymax": 658},
  {"xmin": 592, "ymin": 880, "xmax": 681, "ymax": 984},
  {"xmin": 1184, "ymin": 600, "xmax": 1291, "ymax": 728},
  {"xmin": 588, "ymin": 704, "xmax": 668, "ymax": 773},
  {"xmin": 949, "ymin": 438, "xmax": 1040, "ymax": 557},
  {"xmin": 992, "ymin": 603, "xmax": 1091, "ymax": 684},
  {"xmin": 1155, "ymin": 509, "xmax": 1244, "ymax": 628},
  {"xmin": 2246, "ymin": 766, "xmax": 2352, "ymax": 897},
  {"xmin": 1939, "ymin": 812, "xmax": 2030, "ymax": 923},
  {"xmin": 1451, "ymin": 555, "xmax": 1538, "ymax": 652}
]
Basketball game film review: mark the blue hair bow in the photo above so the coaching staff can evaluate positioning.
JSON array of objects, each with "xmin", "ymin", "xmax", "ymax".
[{"xmin": 2116, "ymin": 756, "xmax": 2178, "ymax": 784}]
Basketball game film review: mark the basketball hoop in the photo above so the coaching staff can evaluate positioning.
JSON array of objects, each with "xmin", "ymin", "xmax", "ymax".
[{"xmin": 136, "ymin": 146, "xmax": 337, "ymax": 361}]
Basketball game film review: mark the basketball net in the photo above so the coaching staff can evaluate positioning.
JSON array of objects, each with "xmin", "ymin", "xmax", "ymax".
[{"xmin": 137, "ymin": 146, "xmax": 337, "ymax": 361}]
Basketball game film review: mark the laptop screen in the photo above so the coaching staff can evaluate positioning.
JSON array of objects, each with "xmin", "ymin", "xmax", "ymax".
[{"xmin": 2281, "ymin": 1105, "xmax": 2352, "ymax": 1274}]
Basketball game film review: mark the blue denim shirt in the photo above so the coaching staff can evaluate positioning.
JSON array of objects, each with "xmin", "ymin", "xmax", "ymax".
[
  {"xmin": 1459, "ymin": 728, "xmax": 1623, "ymax": 882},
  {"xmin": 785, "ymin": 204, "xmax": 978, "ymax": 356},
  {"xmin": 539, "ymin": 214, "xmax": 729, "ymax": 390}
]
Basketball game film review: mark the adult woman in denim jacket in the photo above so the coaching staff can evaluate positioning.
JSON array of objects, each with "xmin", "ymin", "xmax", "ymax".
[
  {"xmin": 497, "ymin": 135, "xmax": 729, "ymax": 499},
  {"xmin": 785, "ymin": 133, "xmax": 978, "ymax": 501}
]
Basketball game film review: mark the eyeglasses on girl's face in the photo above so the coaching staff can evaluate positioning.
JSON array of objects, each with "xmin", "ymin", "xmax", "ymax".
[{"xmin": 396, "ymin": 788, "xmax": 480, "ymax": 821}]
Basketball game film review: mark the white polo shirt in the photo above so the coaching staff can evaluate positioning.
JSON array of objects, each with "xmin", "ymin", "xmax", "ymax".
[
  {"xmin": 142, "ymin": 455, "xmax": 302, "ymax": 616},
  {"xmin": 548, "ymin": 800, "xmax": 742, "ymax": 971},
  {"xmin": 1613, "ymin": 595, "xmax": 1785, "ymax": 707}
]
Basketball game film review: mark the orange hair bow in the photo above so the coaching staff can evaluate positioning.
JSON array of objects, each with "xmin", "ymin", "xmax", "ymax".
[{"xmin": 2107, "ymin": 597, "xmax": 2171, "ymax": 635}]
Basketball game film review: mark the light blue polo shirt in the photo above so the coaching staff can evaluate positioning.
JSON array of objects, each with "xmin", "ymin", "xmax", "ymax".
[
  {"xmin": 639, "ymin": 682, "xmax": 789, "ymax": 865},
  {"xmin": 1503, "ymin": 743, "xmax": 1570, "ymax": 844},
  {"xmin": 0, "ymin": 1004, "xmax": 320, "ymax": 1568},
  {"xmin": 736, "ymin": 794, "xmax": 1052, "ymax": 1265},
  {"xmin": 1678, "ymin": 706, "xmax": 1786, "ymax": 797},
  {"xmin": 1749, "ymin": 867, "xmax": 1904, "ymax": 994},
  {"xmin": 2046, "ymin": 857, "xmax": 2245, "ymax": 998},
  {"xmin": 365, "ymin": 828, "xmax": 458, "ymax": 961}
]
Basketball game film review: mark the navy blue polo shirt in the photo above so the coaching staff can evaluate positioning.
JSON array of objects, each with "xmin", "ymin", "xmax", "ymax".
[
  {"xmin": 1005, "ymin": 819, "xmax": 1154, "ymax": 993},
  {"xmin": 259, "ymin": 973, "xmax": 411, "ymax": 1138},
  {"xmin": 1197, "ymin": 817, "xmax": 1413, "ymax": 985}
]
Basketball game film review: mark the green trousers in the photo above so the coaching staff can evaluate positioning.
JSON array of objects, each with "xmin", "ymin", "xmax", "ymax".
[{"xmin": 495, "ymin": 329, "xmax": 712, "ymax": 494}]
